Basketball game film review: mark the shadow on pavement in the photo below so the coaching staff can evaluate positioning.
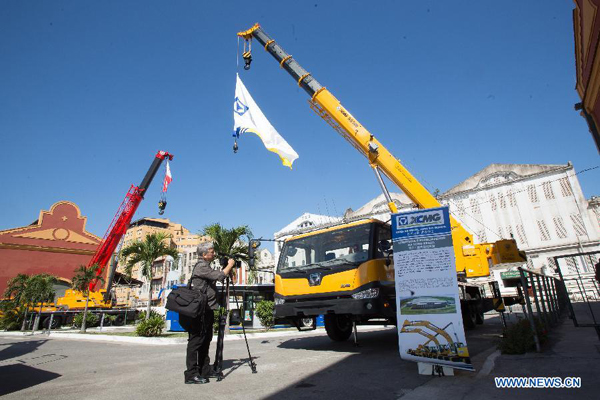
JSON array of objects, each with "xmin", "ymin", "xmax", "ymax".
[
  {"xmin": 278, "ymin": 316, "xmax": 503, "ymax": 358},
  {"xmin": 0, "ymin": 364, "xmax": 61, "ymax": 396},
  {"xmin": 219, "ymin": 356, "xmax": 260, "ymax": 380},
  {"xmin": 264, "ymin": 318, "xmax": 506, "ymax": 399},
  {"xmin": 0, "ymin": 339, "xmax": 49, "ymax": 362},
  {"xmin": 571, "ymin": 301, "xmax": 600, "ymax": 325},
  {"xmin": 278, "ymin": 327, "xmax": 399, "ymax": 353},
  {"xmin": 269, "ymin": 329, "xmax": 427, "ymax": 400}
]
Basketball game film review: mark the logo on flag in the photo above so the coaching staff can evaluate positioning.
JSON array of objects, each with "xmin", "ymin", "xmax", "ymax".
[{"xmin": 234, "ymin": 97, "xmax": 249, "ymax": 116}]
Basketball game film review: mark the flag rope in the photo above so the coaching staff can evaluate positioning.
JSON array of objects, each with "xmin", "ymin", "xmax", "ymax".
[{"xmin": 236, "ymin": 36, "xmax": 240, "ymax": 70}]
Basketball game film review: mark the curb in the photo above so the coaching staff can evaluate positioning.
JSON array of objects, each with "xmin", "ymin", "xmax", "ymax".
[{"xmin": 0, "ymin": 326, "xmax": 392, "ymax": 346}]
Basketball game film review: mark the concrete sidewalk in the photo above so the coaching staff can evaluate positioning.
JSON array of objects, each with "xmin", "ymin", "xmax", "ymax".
[
  {"xmin": 0, "ymin": 326, "xmax": 389, "ymax": 346},
  {"xmin": 400, "ymin": 317, "xmax": 600, "ymax": 400}
]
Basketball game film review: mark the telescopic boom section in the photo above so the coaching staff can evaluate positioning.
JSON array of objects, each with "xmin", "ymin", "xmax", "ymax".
[
  {"xmin": 90, "ymin": 151, "xmax": 173, "ymax": 291},
  {"xmin": 237, "ymin": 24, "xmax": 475, "ymax": 259}
]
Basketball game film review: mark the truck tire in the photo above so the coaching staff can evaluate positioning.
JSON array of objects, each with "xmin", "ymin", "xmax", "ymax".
[
  {"xmin": 114, "ymin": 314, "xmax": 125, "ymax": 326},
  {"xmin": 324, "ymin": 314, "xmax": 352, "ymax": 342},
  {"xmin": 475, "ymin": 310, "xmax": 484, "ymax": 325},
  {"xmin": 462, "ymin": 304, "xmax": 476, "ymax": 330},
  {"xmin": 473, "ymin": 294, "xmax": 484, "ymax": 325},
  {"xmin": 301, "ymin": 317, "xmax": 315, "ymax": 329}
]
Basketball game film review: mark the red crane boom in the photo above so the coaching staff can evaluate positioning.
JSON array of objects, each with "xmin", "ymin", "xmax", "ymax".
[{"xmin": 90, "ymin": 150, "xmax": 173, "ymax": 291}]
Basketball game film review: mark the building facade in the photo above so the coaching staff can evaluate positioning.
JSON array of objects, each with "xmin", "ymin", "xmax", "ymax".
[
  {"xmin": 440, "ymin": 163, "xmax": 600, "ymax": 274},
  {"xmin": 116, "ymin": 217, "xmax": 208, "ymax": 307},
  {"xmin": 573, "ymin": 0, "xmax": 600, "ymax": 152},
  {"xmin": 0, "ymin": 201, "xmax": 102, "ymax": 298}
]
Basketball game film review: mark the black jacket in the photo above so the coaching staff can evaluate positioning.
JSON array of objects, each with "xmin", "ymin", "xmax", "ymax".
[{"xmin": 190, "ymin": 259, "xmax": 226, "ymax": 310}]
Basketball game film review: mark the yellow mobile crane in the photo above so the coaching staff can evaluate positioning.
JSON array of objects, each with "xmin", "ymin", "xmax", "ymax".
[{"xmin": 238, "ymin": 24, "xmax": 526, "ymax": 341}]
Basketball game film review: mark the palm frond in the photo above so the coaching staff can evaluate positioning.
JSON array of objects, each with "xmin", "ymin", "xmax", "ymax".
[
  {"xmin": 119, "ymin": 232, "xmax": 179, "ymax": 281},
  {"xmin": 202, "ymin": 223, "xmax": 253, "ymax": 261}
]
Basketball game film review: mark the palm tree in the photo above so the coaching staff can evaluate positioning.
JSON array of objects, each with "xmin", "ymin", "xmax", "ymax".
[
  {"xmin": 4, "ymin": 274, "xmax": 31, "ymax": 331},
  {"xmin": 71, "ymin": 264, "xmax": 104, "ymax": 333},
  {"xmin": 120, "ymin": 232, "xmax": 179, "ymax": 320},
  {"xmin": 202, "ymin": 223, "xmax": 252, "ymax": 264},
  {"xmin": 202, "ymin": 224, "xmax": 252, "ymax": 332},
  {"xmin": 25, "ymin": 274, "xmax": 56, "ymax": 333}
]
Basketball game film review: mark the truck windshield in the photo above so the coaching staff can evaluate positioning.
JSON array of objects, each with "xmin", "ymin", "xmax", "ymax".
[{"xmin": 278, "ymin": 224, "xmax": 372, "ymax": 272}]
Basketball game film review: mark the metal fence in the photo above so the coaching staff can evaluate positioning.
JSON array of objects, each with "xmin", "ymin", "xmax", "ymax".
[
  {"xmin": 553, "ymin": 251, "xmax": 600, "ymax": 340},
  {"xmin": 19, "ymin": 309, "xmax": 135, "ymax": 335},
  {"xmin": 515, "ymin": 267, "xmax": 570, "ymax": 352}
]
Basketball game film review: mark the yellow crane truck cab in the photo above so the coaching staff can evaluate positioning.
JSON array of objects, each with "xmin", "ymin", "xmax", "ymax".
[{"xmin": 274, "ymin": 219, "xmax": 396, "ymax": 341}]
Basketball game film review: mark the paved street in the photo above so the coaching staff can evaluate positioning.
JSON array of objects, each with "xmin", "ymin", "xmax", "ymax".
[{"xmin": 0, "ymin": 314, "xmax": 597, "ymax": 400}]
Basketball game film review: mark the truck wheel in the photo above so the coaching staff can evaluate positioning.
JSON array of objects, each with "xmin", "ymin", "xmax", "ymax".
[
  {"xmin": 114, "ymin": 314, "xmax": 125, "ymax": 326},
  {"xmin": 473, "ymin": 293, "xmax": 484, "ymax": 325},
  {"xmin": 462, "ymin": 304, "xmax": 476, "ymax": 330},
  {"xmin": 301, "ymin": 317, "xmax": 314, "ymax": 329},
  {"xmin": 324, "ymin": 314, "xmax": 352, "ymax": 342},
  {"xmin": 475, "ymin": 310, "xmax": 484, "ymax": 325}
]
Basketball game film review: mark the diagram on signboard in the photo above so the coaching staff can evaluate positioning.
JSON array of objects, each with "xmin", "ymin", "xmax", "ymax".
[
  {"xmin": 400, "ymin": 319, "xmax": 471, "ymax": 365},
  {"xmin": 400, "ymin": 295, "xmax": 457, "ymax": 315}
]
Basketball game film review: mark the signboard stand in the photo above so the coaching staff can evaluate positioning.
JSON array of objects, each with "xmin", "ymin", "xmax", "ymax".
[
  {"xmin": 417, "ymin": 362, "xmax": 454, "ymax": 376},
  {"xmin": 392, "ymin": 206, "xmax": 474, "ymax": 373}
]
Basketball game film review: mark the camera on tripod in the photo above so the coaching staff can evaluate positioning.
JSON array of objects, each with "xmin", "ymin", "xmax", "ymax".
[
  {"xmin": 212, "ymin": 257, "xmax": 258, "ymax": 379},
  {"xmin": 219, "ymin": 256, "xmax": 242, "ymax": 269}
]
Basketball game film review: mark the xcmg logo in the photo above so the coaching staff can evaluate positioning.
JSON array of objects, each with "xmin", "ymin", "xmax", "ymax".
[{"xmin": 397, "ymin": 211, "xmax": 444, "ymax": 227}]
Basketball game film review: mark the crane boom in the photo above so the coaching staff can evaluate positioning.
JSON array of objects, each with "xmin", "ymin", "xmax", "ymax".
[
  {"xmin": 90, "ymin": 151, "xmax": 173, "ymax": 291},
  {"xmin": 237, "ymin": 23, "xmax": 525, "ymax": 277}
]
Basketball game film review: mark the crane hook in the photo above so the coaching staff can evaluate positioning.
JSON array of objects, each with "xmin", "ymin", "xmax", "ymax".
[
  {"xmin": 243, "ymin": 51, "xmax": 252, "ymax": 70},
  {"xmin": 233, "ymin": 139, "xmax": 239, "ymax": 153},
  {"xmin": 158, "ymin": 200, "xmax": 167, "ymax": 215}
]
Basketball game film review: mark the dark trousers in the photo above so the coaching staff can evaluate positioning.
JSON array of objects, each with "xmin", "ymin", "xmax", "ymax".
[{"xmin": 180, "ymin": 308, "xmax": 215, "ymax": 380}]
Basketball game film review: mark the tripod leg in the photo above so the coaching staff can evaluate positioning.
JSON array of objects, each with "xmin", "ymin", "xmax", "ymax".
[
  {"xmin": 230, "ymin": 281, "xmax": 257, "ymax": 373},
  {"xmin": 212, "ymin": 314, "xmax": 226, "ymax": 381},
  {"xmin": 212, "ymin": 279, "xmax": 229, "ymax": 382}
]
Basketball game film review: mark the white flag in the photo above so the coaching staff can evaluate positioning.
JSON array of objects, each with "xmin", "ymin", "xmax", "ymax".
[
  {"xmin": 162, "ymin": 161, "xmax": 172, "ymax": 192},
  {"xmin": 233, "ymin": 73, "xmax": 299, "ymax": 169}
]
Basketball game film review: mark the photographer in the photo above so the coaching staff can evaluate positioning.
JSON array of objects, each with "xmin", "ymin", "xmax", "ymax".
[{"xmin": 179, "ymin": 241, "xmax": 234, "ymax": 384}]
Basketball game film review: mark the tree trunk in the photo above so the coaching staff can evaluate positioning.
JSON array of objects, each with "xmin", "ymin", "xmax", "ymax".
[
  {"xmin": 81, "ymin": 295, "xmax": 89, "ymax": 333},
  {"xmin": 33, "ymin": 303, "xmax": 42, "ymax": 333},
  {"xmin": 21, "ymin": 308, "xmax": 29, "ymax": 331},
  {"xmin": 146, "ymin": 281, "xmax": 152, "ymax": 320},
  {"xmin": 161, "ymin": 260, "xmax": 168, "ymax": 307}
]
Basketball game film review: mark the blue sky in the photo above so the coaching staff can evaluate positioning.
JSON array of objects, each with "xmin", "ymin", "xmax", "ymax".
[{"xmin": 1, "ymin": 1, "xmax": 598, "ymax": 250}]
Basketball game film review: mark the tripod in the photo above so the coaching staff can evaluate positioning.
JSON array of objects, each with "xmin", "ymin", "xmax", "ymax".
[{"xmin": 212, "ymin": 275, "xmax": 257, "ymax": 381}]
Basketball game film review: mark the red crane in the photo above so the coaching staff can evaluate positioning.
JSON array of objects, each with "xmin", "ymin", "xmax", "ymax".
[{"xmin": 90, "ymin": 150, "xmax": 173, "ymax": 291}]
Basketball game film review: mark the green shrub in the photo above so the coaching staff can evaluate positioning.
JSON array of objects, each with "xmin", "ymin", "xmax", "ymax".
[
  {"xmin": 499, "ymin": 318, "xmax": 547, "ymax": 354},
  {"xmin": 255, "ymin": 300, "xmax": 274, "ymax": 331},
  {"xmin": 136, "ymin": 310, "xmax": 161, "ymax": 321},
  {"xmin": 136, "ymin": 314, "xmax": 165, "ymax": 337},
  {"xmin": 0, "ymin": 309, "xmax": 22, "ymax": 331},
  {"xmin": 72, "ymin": 312, "xmax": 99, "ymax": 328},
  {"xmin": 104, "ymin": 314, "xmax": 117, "ymax": 325},
  {"xmin": 213, "ymin": 307, "xmax": 227, "ymax": 333}
]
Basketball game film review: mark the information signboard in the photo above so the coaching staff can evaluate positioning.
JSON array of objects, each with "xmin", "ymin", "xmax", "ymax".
[{"xmin": 392, "ymin": 206, "xmax": 474, "ymax": 371}]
